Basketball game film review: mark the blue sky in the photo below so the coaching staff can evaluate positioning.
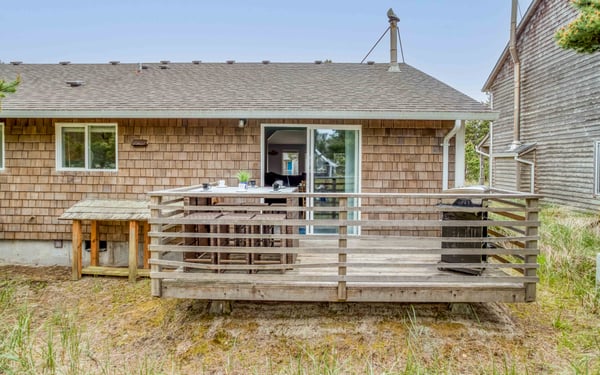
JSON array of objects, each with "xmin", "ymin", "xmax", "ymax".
[{"xmin": 2, "ymin": 1, "xmax": 534, "ymax": 101}]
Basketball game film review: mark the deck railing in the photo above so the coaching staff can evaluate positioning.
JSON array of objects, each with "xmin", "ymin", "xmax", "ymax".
[{"xmin": 148, "ymin": 187, "xmax": 540, "ymax": 303}]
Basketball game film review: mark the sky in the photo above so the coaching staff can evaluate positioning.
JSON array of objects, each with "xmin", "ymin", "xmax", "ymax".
[{"xmin": 1, "ymin": 0, "xmax": 534, "ymax": 102}]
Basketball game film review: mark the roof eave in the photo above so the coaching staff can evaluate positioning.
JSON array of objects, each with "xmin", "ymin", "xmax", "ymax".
[
  {"xmin": 482, "ymin": 0, "xmax": 544, "ymax": 92},
  {"xmin": 0, "ymin": 109, "xmax": 499, "ymax": 121}
]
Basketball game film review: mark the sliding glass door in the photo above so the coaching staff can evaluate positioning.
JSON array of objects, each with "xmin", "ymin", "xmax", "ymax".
[
  {"xmin": 310, "ymin": 128, "xmax": 360, "ymax": 234},
  {"xmin": 261, "ymin": 124, "xmax": 360, "ymax": 235}
]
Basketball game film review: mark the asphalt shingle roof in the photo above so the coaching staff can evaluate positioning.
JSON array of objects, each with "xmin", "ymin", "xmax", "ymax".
[{"xmin": 0, "ymin": 62, "xmax": 495, "ymax": 119}]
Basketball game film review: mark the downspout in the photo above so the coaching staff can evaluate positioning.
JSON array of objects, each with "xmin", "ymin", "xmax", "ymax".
[
  {"xmin": 514, "ymin": 147, "xmax": 536, "ymax": 193},
  {"xmin": 442, "ymin": 120, "xmax": 463, "ymax": 190},
  {"xmin": 514, "ymin": 156, "xmax": 534, "ymax": 193},
  {"xmin": 475, "ymin": 135, "xmax": 490, "ymax": 185},
  {"xmin": 509, "ymin": 0, "xmax": 522, "ymax": 150}
]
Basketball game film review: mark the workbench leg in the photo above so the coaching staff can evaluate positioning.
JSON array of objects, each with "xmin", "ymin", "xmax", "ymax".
[
  {"xmin": 128, "ymin": 220, "xmax": 138, "ymax": 283},
  {"xmin": 72, "ymin": 220, "xmax": 82, "ymax": 281},
  {"xmin": 90, "ymin": 220, "xmax": 99, "ymax": 267},
  {"xmin": 143, "ymin": 221, "xmax": 150, "ymax": 269}
]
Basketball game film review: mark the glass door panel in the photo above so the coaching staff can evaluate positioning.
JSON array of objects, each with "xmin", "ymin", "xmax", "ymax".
[{"xmin": 311, "ymin": 129, "xmax": 359, "ymax": 234}]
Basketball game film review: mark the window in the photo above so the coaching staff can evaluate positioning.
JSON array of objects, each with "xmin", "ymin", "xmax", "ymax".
[
  {"xmin": 595, "ymin": 141, "xmax": 600, "ymax": 195},
  {"xmin": 56, "ymin": 123, "xmax": 117, "ymax": 171},
  {"xmin": 282, "ymin": 151, "xmax": 299, "ymax": 175},
  {"xmin": 0, "ymin": 122, "xmax": 4, "ymax": 170}
]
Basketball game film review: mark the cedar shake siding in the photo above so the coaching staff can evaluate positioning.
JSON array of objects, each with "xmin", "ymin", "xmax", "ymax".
[
  {"xmin": 0, "ymin": 118, "xmax": 454, "ymax": 242},
  {"xmin": 485, "ymin": 0, "xmax": 600, "ymax": 210}
]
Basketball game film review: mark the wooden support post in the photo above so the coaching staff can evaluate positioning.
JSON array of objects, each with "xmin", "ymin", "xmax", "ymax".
[
  {"xmin": 150, "ymin": 195, "xmax": 162, "ymax": 296},
  {"xmin": 128, "ymin": 220, "xmax": 139, "ymax": 283},
  {"xmin": 142, "ymin": 221, "xmax": 150, "ymax": 269},
  {"xmin": 207, "ymin": 300, "xmax": 232, "ymax": 315},
  {"xmin": 524, "ymin": 198, "xmax": 538, "ymax": 302},
  {"xmin": 338, "ymin": 197, "xmax": 348, "ymax": 301},
  {"xmin": 71, "ymin": 220, "xmax": 82, "ymax": 281},
  {"xmin": 90, "ymin": 220, "xmax": 99, "ymax": 267}
]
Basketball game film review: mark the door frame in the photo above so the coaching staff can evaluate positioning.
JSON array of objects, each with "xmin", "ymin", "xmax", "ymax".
[
  {"xmin": 261, "ymin": 123, "xmax": 362, "ymax": 235},
  {"xmin": 260, "ymin": 123, "xmax": 362, "ymax": 193}
]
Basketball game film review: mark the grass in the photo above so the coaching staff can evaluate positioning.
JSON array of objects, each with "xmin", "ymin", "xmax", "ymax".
[
  {"xmin": 0, "ymin": 205, "xmax": 599, "ymax": 374},
  {"xmin": 538, "ymin": 206, "xmax": 600, "ymax": 312}
]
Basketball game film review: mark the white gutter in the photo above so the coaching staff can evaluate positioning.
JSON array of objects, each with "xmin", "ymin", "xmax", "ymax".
[
  {"xmin": 475, "ymin": 132, "xmax": 490, "ymax": 185},
  {"xmin": 0, "ymin": 110, "xmax": 500, "ymax": 121},
  {"xmin": 515, "ymin": 156, "xmax": 534, "ymax": 193},
  {"xmin": 442, "ymin": 119, "xmax": 463, "ymax": 190}
]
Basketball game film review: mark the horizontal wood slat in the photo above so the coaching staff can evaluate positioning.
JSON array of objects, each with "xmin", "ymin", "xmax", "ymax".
[{"xmin": 147, "ymin": 190, "xmax": 540, "ymax": 302}]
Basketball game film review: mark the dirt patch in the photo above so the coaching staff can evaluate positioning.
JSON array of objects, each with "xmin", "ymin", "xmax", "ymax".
[{"xmin": 0, "ymin": 264, "xmax": 596, "ymax": 374}]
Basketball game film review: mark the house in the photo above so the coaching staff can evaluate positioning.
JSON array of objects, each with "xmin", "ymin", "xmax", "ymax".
[
  {"xmin": 482, "ymin": 0, "xmax": 600, "ymax": 211},
  {"xmin": 0, "ymin": 17, "xmax": 498, "ymax": 268}
]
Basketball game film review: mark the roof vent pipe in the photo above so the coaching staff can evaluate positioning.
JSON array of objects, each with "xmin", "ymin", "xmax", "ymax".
[
  {"xmin": 387, "ymin": 8, "xmax": 400, "ymax": 72},
  {"xmin": 65, "ymin": 80, "xmax": 84, "ymax": 87},
  {"xmin": 509, "ymin": 0, "xmax": 521, "ymax": 150}
]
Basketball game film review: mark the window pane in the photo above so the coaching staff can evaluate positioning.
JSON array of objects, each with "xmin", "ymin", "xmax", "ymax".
[
  {"xmin": 61, "ymin": 127, "xmax": 85, "ymax": 168},
  {"xmin": 89, "ymin": 126, "xmax": 116, "ymax": 170}
]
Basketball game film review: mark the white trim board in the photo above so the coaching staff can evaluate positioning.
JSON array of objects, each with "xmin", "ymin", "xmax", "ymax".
[{"xmin": 1, "ymin": 109, "xmax": 500, "ymax": 121}]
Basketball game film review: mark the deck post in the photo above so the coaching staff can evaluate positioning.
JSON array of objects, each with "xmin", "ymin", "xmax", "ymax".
[
  {"xmin": 71, "ymin": 220, "xmax": 82, "ymax": 281},
  {"xmin": 524, "ymin": 198, "xmax": 539, "ymax": 302},
  {"xmin": 338, "ymin": 197, "xmax": 348, "ymax": 301},
  {"xmin": 90, "ymin": 220, "xmax": 99, "ymax": 267},
  {"xmin": 150, "ymin": 195, "xmax": 162, "ymax": 296},
  {"xmin": 128, "ymin": 220, "xmax": 138, "ymax": 283}
]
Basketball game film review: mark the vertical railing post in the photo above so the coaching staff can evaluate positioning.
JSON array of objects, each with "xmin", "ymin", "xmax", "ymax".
[
  {"xmin": 338, "ymin": 196, "xmax": 348, "ymax": 301},
  {"xmin": 150, "ymin": 195, "xmax": 162, "ymax": 297},
  {"xmin": 524, "ymin": 197, "xmax": 539, "ymax": 302}
]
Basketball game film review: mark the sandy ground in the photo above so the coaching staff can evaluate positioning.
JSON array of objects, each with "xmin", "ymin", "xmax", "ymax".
[{"xmin": 0, "ymin": 264, "xmax": 594, "ymax": 374}]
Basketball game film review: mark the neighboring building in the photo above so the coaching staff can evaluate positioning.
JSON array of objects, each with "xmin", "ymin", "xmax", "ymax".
[
  {"xmin": 483, "ymin": 0, "xmax": 600, "ymax": 211},
  {"xmin": 0, "ymin": 54, "xmax": 495, "ymax": 266}
]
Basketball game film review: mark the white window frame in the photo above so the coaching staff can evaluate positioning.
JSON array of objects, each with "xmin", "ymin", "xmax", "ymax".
[
  {"xmin": 0, "ymin": 122, "xmax": 4, "ymax": 171},
  {"xmin": 595, "ymin": 141, "xmax": 600, "ymax": 196},
  {"xmin": 56, "ymin": 123, "xmax": 118, "ymax": 172}
]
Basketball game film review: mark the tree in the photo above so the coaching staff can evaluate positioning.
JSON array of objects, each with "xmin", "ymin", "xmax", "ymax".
[
  {"xmin": 0, "ymin": 75, "xmax": 21, "ymax": 110},
  {"xmin": 465, "ymin": 119, "xmax": 490, "ymax": 184},
  {"xmin": 555, "ymin": 0, "xmax": 600, "ymax": 53}
]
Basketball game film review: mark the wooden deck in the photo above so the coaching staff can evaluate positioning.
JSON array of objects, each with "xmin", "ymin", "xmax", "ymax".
[{"xmin": 148, "ymin": 187, "xmax": 540, "ymax": 303}]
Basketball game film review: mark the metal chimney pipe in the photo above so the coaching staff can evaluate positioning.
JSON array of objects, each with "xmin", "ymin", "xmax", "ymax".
[
  {"xmin": 509, "ymin": 0, "xmax": 521, "ymax": 150},
  {"xmin": 387, "ymin": 8, "xmax": 400, "ymax": 72}
]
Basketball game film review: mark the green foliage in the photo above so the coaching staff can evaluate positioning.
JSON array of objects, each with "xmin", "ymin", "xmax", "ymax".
[
  {"xmin": 89, "ymin": 129, "xmax": 116, "ymax": 169},
  {"xmin": 235, "ymin": 170, "xmax": 251, "ymax": 182},
  {"xmin": 555, "ymin": 0, "xmax": 600, "ymax": 53},
  {"xmin": 464, "ymin": 119, "xmax": 490, "ymax": 184},
  {"xmin": 539, "ymin": 206, "xmax": 600, "ymax": 312},
  {"xmin": 0, "ymin": 75, "xmax": 21, "ymax": 110}
]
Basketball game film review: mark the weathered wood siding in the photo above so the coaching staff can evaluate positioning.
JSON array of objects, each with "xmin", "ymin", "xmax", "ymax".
[
  {"xmin": 0, "ymin": 118, "xmax": 454, "ymax": 241},
  {"xmin": 492, "ymin": 157, "xmax": 517, "ymax": 191},
  {"xmin": 488, "ymin": 0, "xmax": 600, "ymax": 211}
]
